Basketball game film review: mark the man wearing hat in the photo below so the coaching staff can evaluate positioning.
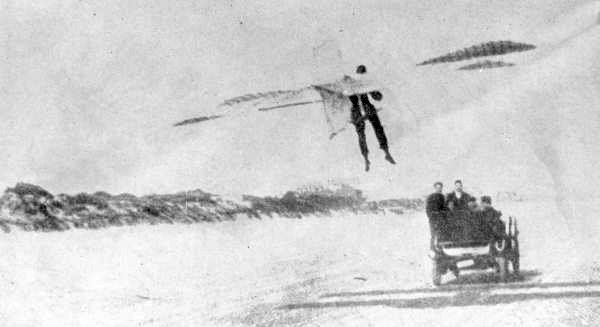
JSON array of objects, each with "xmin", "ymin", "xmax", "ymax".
[{"xmin": 480, "ymin": 196, "xmax": 505, "ymax": 240}]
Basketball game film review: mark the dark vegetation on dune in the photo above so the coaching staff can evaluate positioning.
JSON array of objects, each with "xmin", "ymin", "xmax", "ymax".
[
  {"xmin": 458, "ymin": 60, "xmax": 515, "ymax": 70},
  {"xmin": 417, "ymin": 40, "xmax": 535, "ymax": 66},
  {"xmin": 0, "ymin": 183, "xmax": 423, "ymax": 233}
]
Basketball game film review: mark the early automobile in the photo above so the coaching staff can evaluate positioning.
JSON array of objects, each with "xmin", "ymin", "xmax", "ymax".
[{"xmin": 429, "ymin": 211, "xmax": 519, "ymax": 286}]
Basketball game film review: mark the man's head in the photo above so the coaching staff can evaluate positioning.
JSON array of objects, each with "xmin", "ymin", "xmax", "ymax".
[
  {"xmin": 371, "ymin": 90, "xmax": 383, "ymax": 101},
  {"xmin": 454, "ymin": 180, "xmax": 463, "ymax": 192},
  {"xmin": 356, "ymin": 65, "xmax": 367, "ymax": 74},
  {"xmin": 467, "ymin": 197, "xmax": 478, "ymax": 210},
  {"xmin": 433, "ymin": 182, "xmax": 443, "ymax": 194},
  {"xmin": 480, "ymin": 196, "xmax": 492, "ymax": 209}
]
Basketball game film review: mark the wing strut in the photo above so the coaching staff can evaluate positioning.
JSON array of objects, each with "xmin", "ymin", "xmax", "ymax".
[{"xmin": 257, "ymin": 100, "xmax": 323, "ymax": 111}]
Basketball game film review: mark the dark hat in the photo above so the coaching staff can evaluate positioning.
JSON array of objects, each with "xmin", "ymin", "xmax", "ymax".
[
  {"xmin": 454, "ymin": 179, "xmax": 463, "ymax": 185},
  {"xmin": 356, "ymin": 65, "xmax": 367, "ymax": 74},
  {"xmin": 433, "ymin": 181, "xmax": 443, "ymax": 187},
  {"xmin": 481, "ymin": 196, "xmax": 492, "ymax": 204}
]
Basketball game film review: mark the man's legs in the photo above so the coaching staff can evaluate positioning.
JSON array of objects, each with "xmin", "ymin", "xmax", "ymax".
[
  {"xmin": 365, "ymin": 105, "xmax": 396, "ymax": 164},
  {"xmin": 351, "ymin": 106, "xmax": 370, "ymax": 171}
]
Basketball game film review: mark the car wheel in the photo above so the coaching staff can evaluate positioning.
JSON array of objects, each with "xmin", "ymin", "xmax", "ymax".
[{"xmin": 512, "ymin": 256, "xmax": 520, "ymax": 276}]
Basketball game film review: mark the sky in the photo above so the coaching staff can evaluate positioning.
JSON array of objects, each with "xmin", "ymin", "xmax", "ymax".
[{"xmin": 1, "ymin": 0, "xmax": 597, "ymax": 197}]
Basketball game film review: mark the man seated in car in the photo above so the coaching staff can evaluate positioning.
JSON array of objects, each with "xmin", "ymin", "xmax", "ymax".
[
  {"xmin": 455, "ymin": 196, "xmax": 482, "ymax": 242},
  {"xmin": 445, "ymin": 180, "xmax": 475, "ymax": 241},
  {"xmin": 446, "ymin": 180, "xmax": 473, "ymax": 212},
  {"xmin": 479, "ymin": 196, "xmax": 506, "ymax": 240},
  {"xmin": 467, "ymin": 197, "xmax": 479, "ymax": 212}
]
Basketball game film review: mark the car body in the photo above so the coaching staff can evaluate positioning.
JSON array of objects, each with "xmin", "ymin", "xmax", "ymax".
[{"xmin": 429, "ymin": 215, "xmax": 519, "ymax": 286}]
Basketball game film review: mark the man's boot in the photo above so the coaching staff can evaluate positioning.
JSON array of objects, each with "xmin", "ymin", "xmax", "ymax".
[
  {"xmin": 385, "ymin": 151, "xmax": 396, "ymax": 164},
  {"xmin": 364, "ymin": 158, "xmax": 371, "ymax": 172}
]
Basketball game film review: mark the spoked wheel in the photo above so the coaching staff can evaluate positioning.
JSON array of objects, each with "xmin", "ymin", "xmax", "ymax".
[
  {"xmin": 512, "ymin": 256, "xmax": 520, "ymax": 276},
  {"xmin": 512, "ymin": 237, "xmax": 520, "ymax": 276}
]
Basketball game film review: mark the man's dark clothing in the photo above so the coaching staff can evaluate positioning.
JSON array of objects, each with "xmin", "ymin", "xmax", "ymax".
[
  {"xmin": 349, "ymin": 94, "xmax": 390, "ymax": 153},
  {"xmin": 480, "ymin": 207, "xmax": 505, "ymax": 240},
  {"xmin": 350, "ymin": 97, "xmax": 369, "ymax": 159},
  {"xmin": 444, "ymin": 191, "xmax": 475, "ymax": 243},
  {"xmin": 426, "ymin": 193, "xmax": 448, "ymax": 246},
  {"xmin": 446, "ymin": 191, "xmax": 472, "ymax": 211},
  {"xmin": 426, "ymin": 193, "xmax": 446, "ymax": 216},
  {"xmin": 446, "ymin": 209, "xmax": 475, "ymax": 242},
  {"xmin": 350, "ymin": 92, "xmax": 392, "ymax": 171},
  {"xmin": 452, "ymin": 207, "xmax": 504, "ymax": 242}
]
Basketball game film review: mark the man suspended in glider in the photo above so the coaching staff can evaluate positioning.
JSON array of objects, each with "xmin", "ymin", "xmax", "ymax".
[
  {"xmin": 348, "ymin": 65, "xmax": 396, "ymax": 171},
  {"xmin": 173, "ymin": 65, "xmax": 397, "ymax": 171}
]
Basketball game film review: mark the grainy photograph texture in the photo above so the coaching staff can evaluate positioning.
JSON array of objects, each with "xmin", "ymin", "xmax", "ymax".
[{"xmin": 2, "ymin": 1, "xmax": 600, "ymax": 326}]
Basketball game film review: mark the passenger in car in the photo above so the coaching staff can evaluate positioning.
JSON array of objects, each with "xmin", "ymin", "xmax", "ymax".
[{"xmin": 479, "ymin": 196, "xmax": 506, "ymax": 240}]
